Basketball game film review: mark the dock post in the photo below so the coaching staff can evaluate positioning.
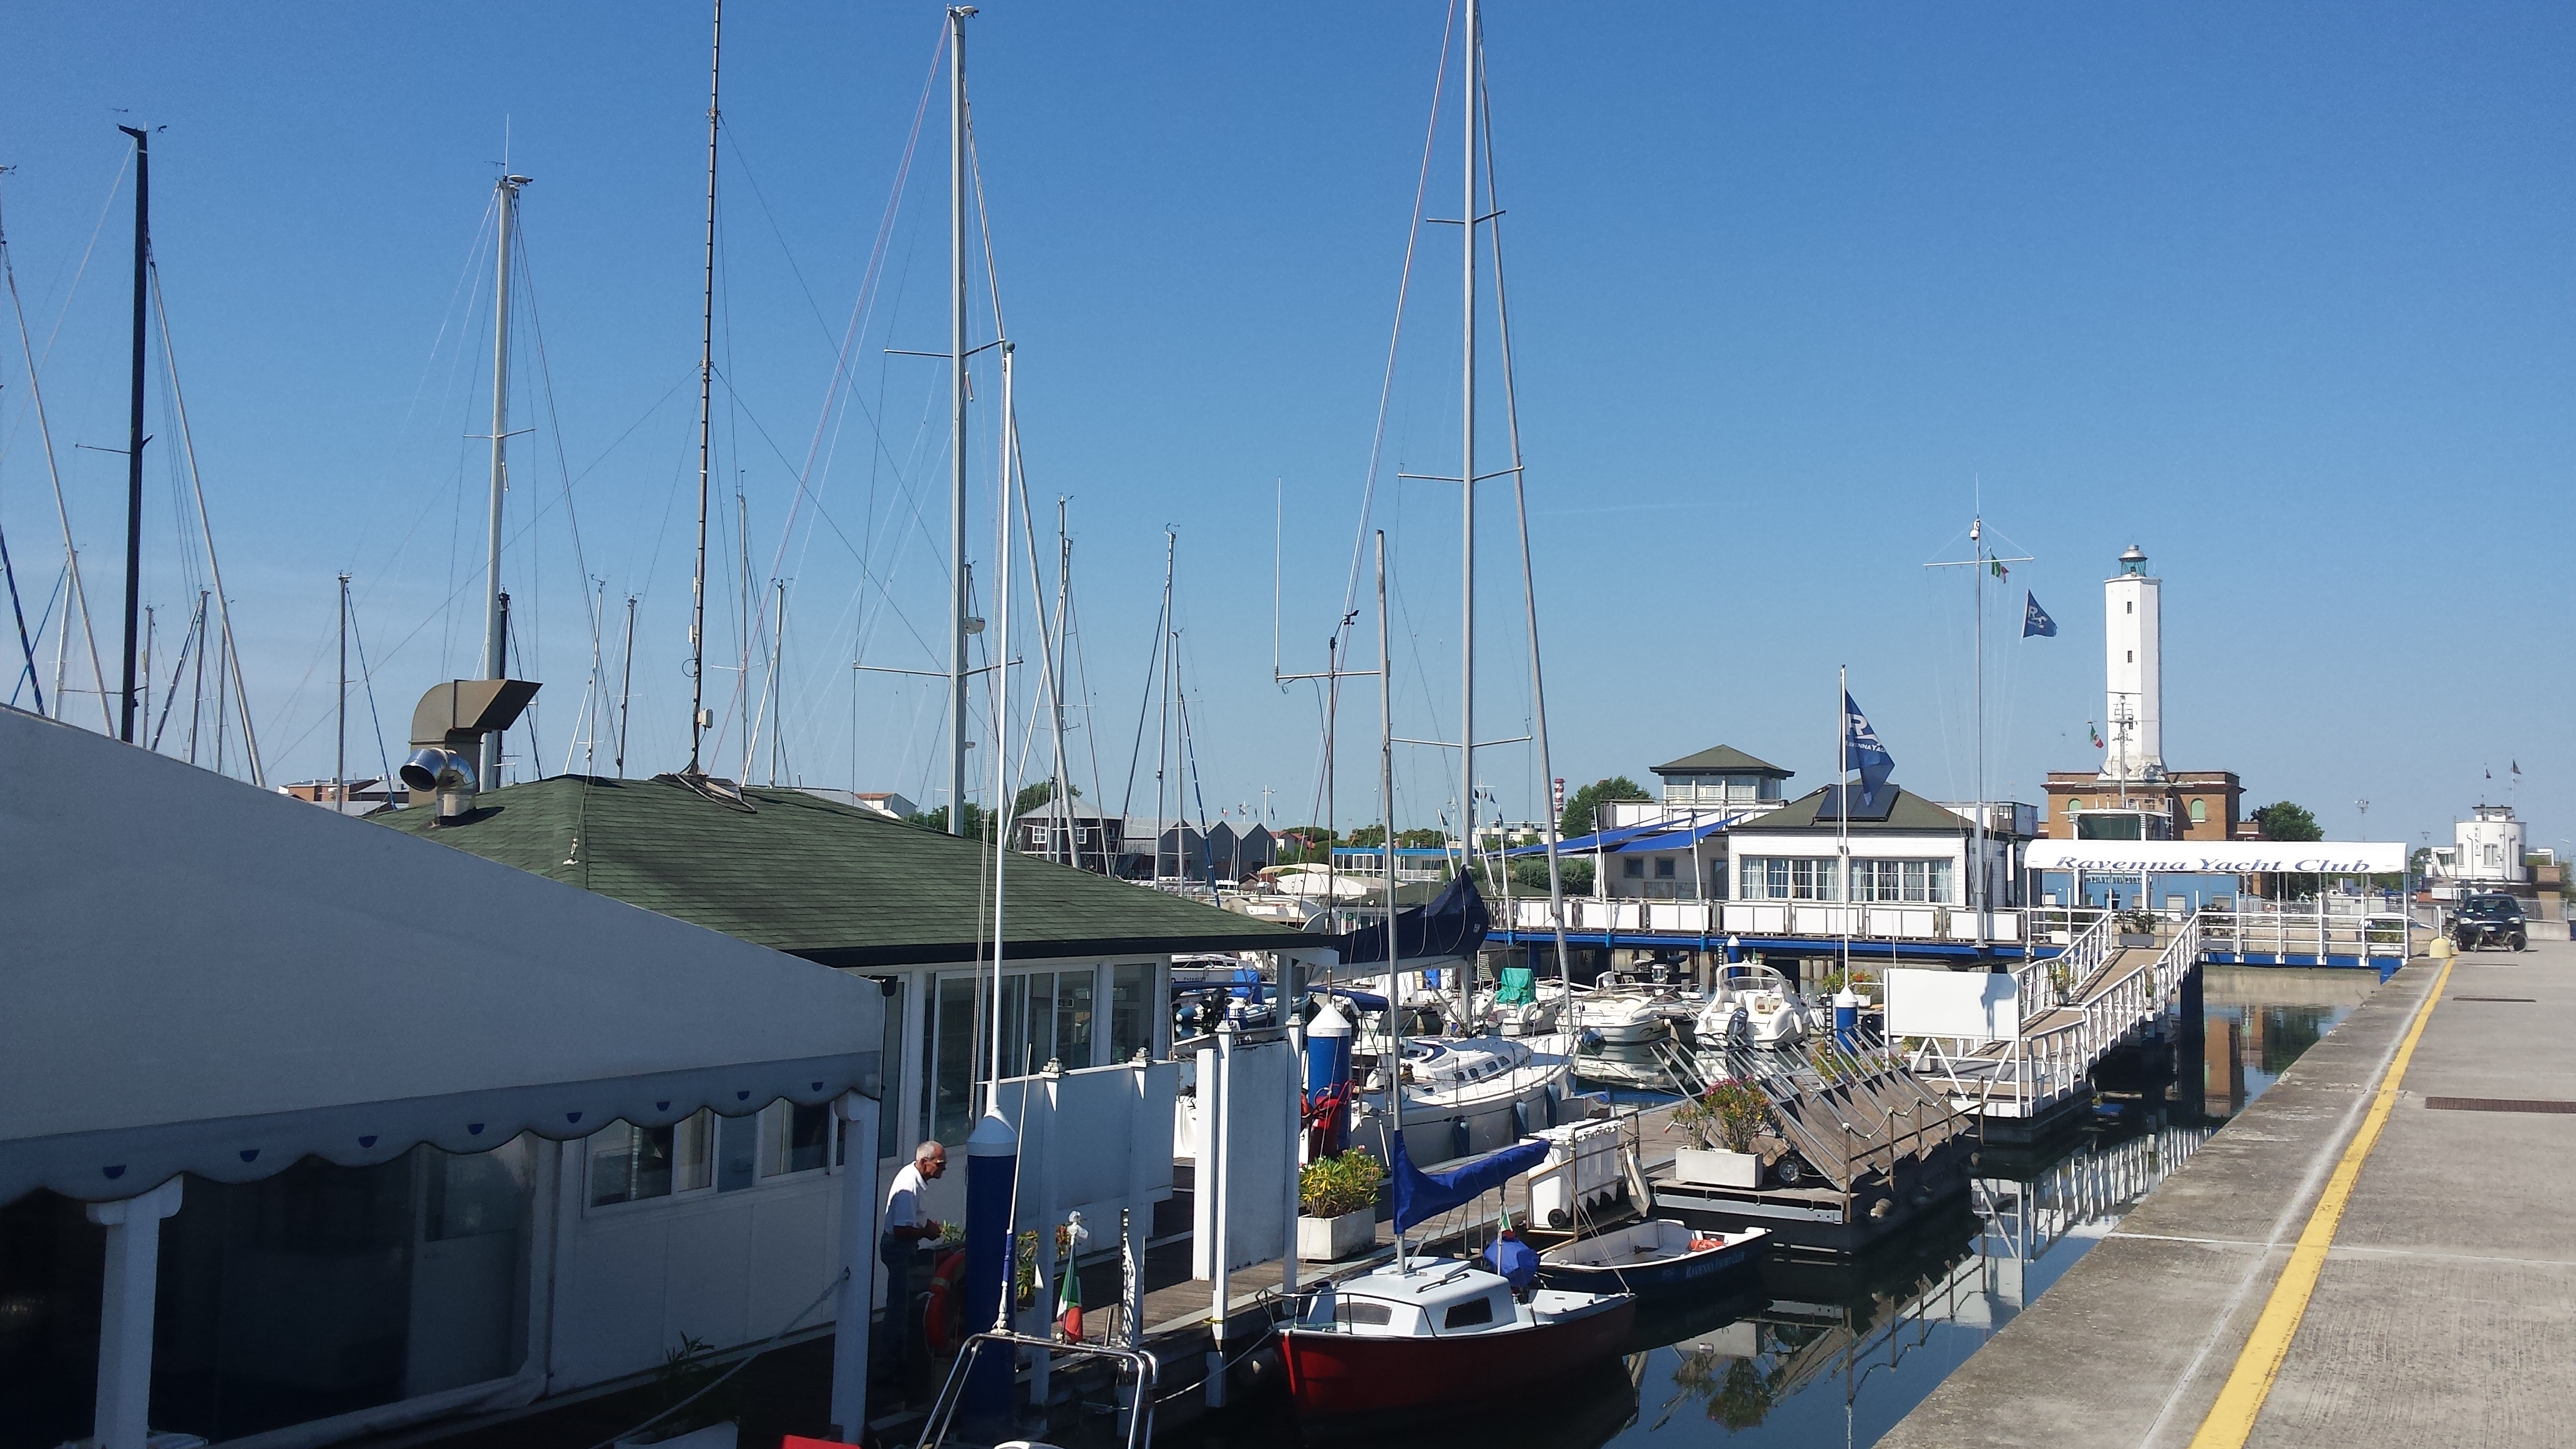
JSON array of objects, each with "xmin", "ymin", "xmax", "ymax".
[
  {"xmin": 86, "ymin": 1177, "xmax": 183, "ymax": 1449},
  {"xmin": 828, "ymin": 1090, "xmax": 880, "ymax": 1440},
  {"xmin": 963, "ymin": 1110, "xmax": 1018, "ymax": 1424}
]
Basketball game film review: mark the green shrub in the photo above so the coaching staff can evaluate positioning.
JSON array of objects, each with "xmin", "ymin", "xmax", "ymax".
[
  {"xmin": 1300, "ymin": 1150, "xmax": 1387, "ymax": 1217},
  {"xmin": 1672, "ymin": 1078, "xmax": 1772, "ymax": 1153}
]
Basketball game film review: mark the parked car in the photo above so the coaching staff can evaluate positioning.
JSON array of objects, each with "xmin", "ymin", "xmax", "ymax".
[{"xmin": 2452, "ymin": 893, "xmax": 2528, "ymax": 952}]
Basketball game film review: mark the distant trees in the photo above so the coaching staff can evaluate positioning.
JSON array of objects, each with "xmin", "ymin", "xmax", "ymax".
[
  {"xmin": 2251, "ymin": 801, "xmax": 2323, "ymax": 842},
  {"xmin": 1013, "ymin": 780, "xmax": 1080, "ymax": 817},
  {"xmin": 1561, "ymin": 776, "xmax": 1651, "ymax": 837}
]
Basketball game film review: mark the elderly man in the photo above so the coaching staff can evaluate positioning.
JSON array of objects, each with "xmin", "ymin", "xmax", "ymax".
[{"xmin": 876, "ymin": 1139, "xmax": 947, "ymax": 1391}]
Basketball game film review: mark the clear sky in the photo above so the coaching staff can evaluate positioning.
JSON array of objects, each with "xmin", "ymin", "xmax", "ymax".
[{"xmin": 3, "ymin": 2, "xmax": 2568, "ymax": 856}]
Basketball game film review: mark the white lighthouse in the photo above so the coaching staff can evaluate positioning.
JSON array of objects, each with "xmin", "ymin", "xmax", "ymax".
[{"xmin": 2100, "ymin": 544, "xmax": 2164, "ymax": 785}]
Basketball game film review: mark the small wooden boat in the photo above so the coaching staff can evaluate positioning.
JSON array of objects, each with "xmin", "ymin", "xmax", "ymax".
[
  {"xmin": 1279, "ymin": 1258, "xmax": 1636, "ymax": 1418},
  {"xmin": 1534, "ymin": 1218, "xmax": 1769, "ymax": 1299}
]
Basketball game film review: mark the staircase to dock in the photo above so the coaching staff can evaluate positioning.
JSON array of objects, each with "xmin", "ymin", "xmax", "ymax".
[{"xmin": 1904, "ymin": 910, "xmax": 2205, "ymax": 1129}]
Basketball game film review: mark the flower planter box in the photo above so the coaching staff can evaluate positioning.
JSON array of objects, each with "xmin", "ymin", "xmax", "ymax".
[
  {"xmin": 1299, "ymin": 1207, "xmax": 1376, "ymax": 1261},
  {"xmin": 1672, "ymin": 1147, "xmax": 1762, "ymax": 1190},
  {"xmin": 2117, "ymin": 932, "xmax": 2158, "ymax": 949}
]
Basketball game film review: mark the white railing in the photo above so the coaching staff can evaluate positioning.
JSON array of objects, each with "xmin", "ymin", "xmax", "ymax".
[
  {"xmin": 2196, "ymin": 910, "xmax": 2412, "ymax": 964},
  {"xmin": 2012, "ymin": 909, "xmax": 2115, "ymax": 1016},
  {"xmin": 1509, "ymin": 897, "xmax": 2026, "ymax": 944}
]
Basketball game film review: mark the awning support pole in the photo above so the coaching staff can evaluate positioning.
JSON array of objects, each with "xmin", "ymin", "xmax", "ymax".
[
  {"xmin": 829, "ymin": 1090, "xmax": 881, "ymax": 1441},
  {"xmin": 87, "ymin": 1176, "xmax": 183, "ymax": 1449}
]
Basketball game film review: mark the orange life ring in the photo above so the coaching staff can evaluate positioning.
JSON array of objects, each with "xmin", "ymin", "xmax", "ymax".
[{"xmin": 923, "ymin": 1248, "xmax": 968, "ymax": 1355}]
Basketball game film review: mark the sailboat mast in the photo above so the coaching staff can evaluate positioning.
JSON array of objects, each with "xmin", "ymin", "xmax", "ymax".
[
  {"xmin": 688, "ymin": 0, "xmax": 720, "ymax": 774},
  {"xmin": 1376, "ymin": 528, "xmax": 1407, "ymax": 1275},
  {"xmin": 481, "ymin": 172, "xmax": 526, "ymax": 786},
  {"xmin": 117, "ymin": 125, "xmax": 148, "ymax": 744},
  {"xmin": 337, "ymin": 573, "xmax": 349, "ymax": 803},
  {"xmin": 946, "ymin": 4, "xmax": 975, "ymax": 834},
  {"xmin": 1456, "ymin": 0, "xmax": 1478, "ymax": 871},
  {"xmin": 1973, "ymin": 515, "xmax": 1988, "ymax": 949},
  {"xmin": 616, "ymin": 594, "xmax": 636, "ymax": 778}
]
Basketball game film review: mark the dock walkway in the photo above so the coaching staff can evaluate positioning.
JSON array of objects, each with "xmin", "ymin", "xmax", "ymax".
[{"xmin": 1879, "ymin": 939, "xmax": 2576, "ymax": 1448}]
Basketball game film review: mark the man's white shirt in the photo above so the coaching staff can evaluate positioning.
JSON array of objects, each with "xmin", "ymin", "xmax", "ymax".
[{"xmin": 885, "ymin": 1161, "xmax": 929, "ymax": 1236}]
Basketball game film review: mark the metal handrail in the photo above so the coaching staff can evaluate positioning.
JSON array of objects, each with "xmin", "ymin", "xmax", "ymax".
[{"xmin": 917, "ymin": 1330, "xmax": 1161, "ymax": 1449}]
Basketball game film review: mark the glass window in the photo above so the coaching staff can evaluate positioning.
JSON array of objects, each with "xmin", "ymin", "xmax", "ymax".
[
  {"xmin": 2067, "ymin": 798, "xmax": 2084, "ymax": 816},
  {"xmin": 588, "ymin": 1111, "xmax": 711, "ymax": 1207},
  {"xmin": 764, "ymin": 1101, "xmax": 833, "ymax": 1177},
  {"xmin": 928, "ymin": 975, "xmax": 980, "ymax": 1146},
  {"xmin": 1622, "ymin": 859, "xmax": 1645, "ymax": 879},
  {"xmin": 1443, "ymin": 1295, "xmax": 1496, "ymax": 1329},
  {"xmin": 1738, "ymin": 857, "xmax": 1837, "ymax": 900},
  {"xmin": 2189, "ymin": 799, "xmax": 2208, "ymax": 823},
  {"xmin": 1111, "ymin": 964, "xmax": 1154, "ymax": 1063},
  {"xmin": 1058, "ymin": 970, "xmax": 1096, "ymax": 1068},
  {"xmin": 1654, "ymin": 858, "xmax": 1676, "ymax": 879}
]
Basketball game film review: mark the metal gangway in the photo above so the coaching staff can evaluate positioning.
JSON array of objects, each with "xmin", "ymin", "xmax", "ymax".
[{"xmin": 1905, "ymin": 905, "xmax": 2414, "ymax": 1124}]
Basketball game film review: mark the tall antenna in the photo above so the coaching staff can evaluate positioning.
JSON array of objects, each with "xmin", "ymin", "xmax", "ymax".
[
  {"xmin": 117, "ymin": 124, "xmax": 150, "ymax": 744},
  {"xmin": 480, "ymin": 171, "xmax": 529, "ymax": 786}
]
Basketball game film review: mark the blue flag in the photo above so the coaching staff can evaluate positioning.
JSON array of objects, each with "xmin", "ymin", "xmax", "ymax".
[
  {"xmin": 1842, "ymin": 692, "xmax": 1894, "ymax": 807},
  {"xmin": 2022, "ymin": 591, "xmax": 2057, "ymax": 638}
]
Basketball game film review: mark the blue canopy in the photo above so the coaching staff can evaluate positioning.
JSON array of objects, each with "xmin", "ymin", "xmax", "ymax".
[
  {"xmin": 1610, "ymin": 818, "xmax": 1737, "ymax": 854},
  {"xmin": 1390, "ymin": 1129, "xmax": 1549, "ymax": 1234},
  {"xmin": 1502, "ymin": 819, "xmax": 1677, "ymax": 858}
]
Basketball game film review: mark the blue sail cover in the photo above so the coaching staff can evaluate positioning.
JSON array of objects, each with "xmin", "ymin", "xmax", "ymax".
[
  {"xmin": 1390, "ymin": 1129, "xmax": 1549, "ymax": 1234},
  {"xmin": 1339, "ymin": 873, "xmax": 1490, "ymax": 970}
]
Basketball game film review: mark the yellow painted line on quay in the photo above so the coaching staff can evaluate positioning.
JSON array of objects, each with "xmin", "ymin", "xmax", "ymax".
[{"xmin": 2187, "ymin": 952, "xmax": 2456, "ymax": 1449}]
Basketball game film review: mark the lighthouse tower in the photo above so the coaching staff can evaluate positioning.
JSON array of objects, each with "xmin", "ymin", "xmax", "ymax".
[{"xmin": 2100, "ymin": 544, "xmax": 2163, "ymax": 785}]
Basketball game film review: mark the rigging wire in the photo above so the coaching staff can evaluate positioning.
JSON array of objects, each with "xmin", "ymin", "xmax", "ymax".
[{"xmin": 0, "ymin": 180, "xmax": 114, "ymax": 729}]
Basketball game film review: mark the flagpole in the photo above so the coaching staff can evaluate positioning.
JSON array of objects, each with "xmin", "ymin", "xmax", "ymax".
[{"xmin": 1838, "ymin": 664, "xmax": 1850, "ymax": 980}]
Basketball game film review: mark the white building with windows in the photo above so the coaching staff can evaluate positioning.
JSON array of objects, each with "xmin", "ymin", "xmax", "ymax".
[
  {"xmin": 2428, "ymin": 803, "xmax": 2529, "ymax": 895},
  {"xmin": 2, "ymin": 708, "xmax": 891, "ymax": 1449},
  {"xmin": 1722, "ymin": 783, "xmax": 2029, "ymax": 912}
]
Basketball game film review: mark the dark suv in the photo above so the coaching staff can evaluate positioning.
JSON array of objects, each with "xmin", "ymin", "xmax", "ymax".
[{"xmin": 2452, "ymin": 894, "xmax": 2528, "ymax": 952}]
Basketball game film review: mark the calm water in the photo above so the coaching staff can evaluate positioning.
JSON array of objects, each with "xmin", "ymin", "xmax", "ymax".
[{"xmin": 1173, "ymin": 965, "xmax": 2368, "ymax": 1449}]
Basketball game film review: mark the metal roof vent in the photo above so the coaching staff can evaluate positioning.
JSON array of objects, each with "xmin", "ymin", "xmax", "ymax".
[{"xmin": 402, "ymin": 680, "xmax": 540, "ymax": 823}]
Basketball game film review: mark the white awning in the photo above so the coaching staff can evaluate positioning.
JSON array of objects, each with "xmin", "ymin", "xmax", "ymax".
[
  {"xmin": 2024, "ymin": 839, "xmax": 2404, "ymax": 874},
  {"xmin": 1, "ymin": 708, "xmax": 882, "ymax": 1204}
]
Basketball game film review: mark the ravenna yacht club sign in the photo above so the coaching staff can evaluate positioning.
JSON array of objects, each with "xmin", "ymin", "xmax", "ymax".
[{"xmin": 2024, "ymin": 841, "xmax": 2405, "ymax": 875}]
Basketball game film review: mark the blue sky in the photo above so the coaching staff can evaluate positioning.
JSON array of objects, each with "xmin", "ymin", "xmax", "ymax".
[{"xmin": 3, "ymin": 2, "xmax": 2568, "ymax": 853}]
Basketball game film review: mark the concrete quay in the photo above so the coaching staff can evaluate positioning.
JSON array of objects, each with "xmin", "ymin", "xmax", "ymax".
[{"xmin": 1880, "ymin": 939, "xmax": 2576, "ymax": 1449}]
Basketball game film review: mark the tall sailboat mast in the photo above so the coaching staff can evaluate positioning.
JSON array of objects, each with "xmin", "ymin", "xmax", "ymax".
[
  {"xmin": 1456, "ymin": 0, "xmax": 1479, "ymax": 866},
  {"xmin": 947, "ymin": 5, "xmax": 976, "ymax": 834},
  {"xmin": 687, "ymin": 0, "xmax": 721, "ymax": 774},
  {"xmin": 116, "ymin": 124, "xmax": 149, "ymax": 744},
  {"xmin": 481, "ymin": 171, "xmax": 528, "ymax": 786}
]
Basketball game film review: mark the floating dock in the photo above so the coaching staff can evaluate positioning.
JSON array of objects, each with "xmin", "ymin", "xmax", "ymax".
[{"xmin": 1879, "ymin": 939, "xmax": 2576, "ymax": 1448}]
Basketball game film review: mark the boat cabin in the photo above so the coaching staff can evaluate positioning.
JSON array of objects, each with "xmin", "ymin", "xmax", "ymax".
[{"xmin": 1304, "ymin": 1263, "xmax": 1523, "ymax": 1337}]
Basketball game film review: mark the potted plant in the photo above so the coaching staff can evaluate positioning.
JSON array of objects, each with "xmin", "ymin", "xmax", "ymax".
[
  {"xmin": 614, "ymin": 1336, "xmax": 738, "ymax": 1449},
  {"xmin": 2116, "ymin": 908, "xmax": 2160, "ymax": 947},
  {"xmin": 1298, "ymin": 1150, "xmax": 1386, "ymax": 1261},
  {"xmin": 1672, "ymin": 1079, "xmax": 1770, "ymax": 1189}
]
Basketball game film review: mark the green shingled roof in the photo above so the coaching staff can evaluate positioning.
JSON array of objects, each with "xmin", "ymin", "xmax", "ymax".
[
  {"xmin": 1651, "ymin": 744, "xmax": 1792, "ymax": 777},
  {"xmin": 1727, "ymin": 785, "xmax": 1973, "ymax": 834},
  {"xmin": 372, "ymin": 775, "xmax": 1309, "ymax": 967}
]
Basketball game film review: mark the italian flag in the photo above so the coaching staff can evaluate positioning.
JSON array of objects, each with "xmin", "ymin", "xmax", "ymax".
[
  {"xmin": 2088, "ymin": 723, "xmax": 2104, "ymax": 749},
  {"xmin": 1056, "ymin": 1254, "xmax": 1083, "ymax": 1342}
]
